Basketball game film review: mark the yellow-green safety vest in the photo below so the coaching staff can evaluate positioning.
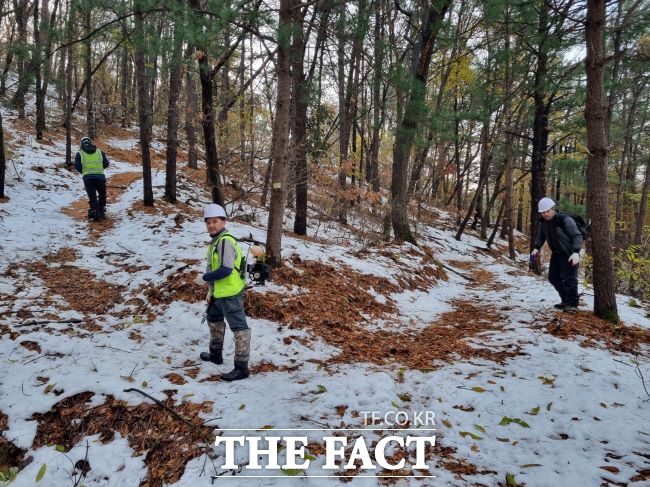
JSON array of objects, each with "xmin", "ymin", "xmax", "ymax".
[
  {"xmin": 207, "ymin": 231, "xmax": 245, "ymax": 298},
  {"xmin": 80, "ymin": 149, "xmax": 104, "ymax": 176}
]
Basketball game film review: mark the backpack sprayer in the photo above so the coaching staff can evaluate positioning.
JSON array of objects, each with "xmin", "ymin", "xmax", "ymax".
[
  {"xmin": 237, "ymin": 233, "xmax": 272, "ymax": 288},
  {"xmin": 201, "ymin": 234, "xmax": 271, "ymax": 324}
]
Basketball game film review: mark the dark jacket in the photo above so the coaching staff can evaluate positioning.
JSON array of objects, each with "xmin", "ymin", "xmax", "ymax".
[
  {"xmin": 533, "ymin": 212, "xmax": 583, "ymax": 257},
  {"xmin": 74, "ymin": 141, "xmax": 109, "ymax": 180}
]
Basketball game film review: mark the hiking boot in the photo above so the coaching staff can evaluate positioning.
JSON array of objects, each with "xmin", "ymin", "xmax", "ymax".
[
  {"xmin": 219, "ymin": 329, "xmax": 251, "ymax": 381},
  {"xmin": 562, "ymin": 305, "xmax": 578, "ymax": 313},
  {"xmin": 221, "ymin": 360, "xmax": 249, "ymax": 381},
  {"xmin": 553, "ymin": 303, "xmax": 567, "ymax": 310},
  {"xmin": 199, "ymin": 345, "xmax": 223, "ymax": 364}
]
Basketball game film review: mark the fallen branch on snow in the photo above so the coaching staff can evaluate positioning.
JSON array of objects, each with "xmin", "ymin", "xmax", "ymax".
[
  {"xmin": 440, "ymin": 264, "xmax": 475, "ymax": 282},
  {"xmin": 123, "ymin": 387, "xmax": 214, "ymax": 433}
]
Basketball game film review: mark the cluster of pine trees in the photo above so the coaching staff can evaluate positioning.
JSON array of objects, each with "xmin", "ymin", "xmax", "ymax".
[{"xmin": 1, "ymin": 0, "xmax": 649, "ymax": 322}]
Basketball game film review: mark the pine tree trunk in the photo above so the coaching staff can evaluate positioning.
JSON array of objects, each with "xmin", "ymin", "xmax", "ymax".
[
  {"xmin": 633, "ymin": 157, "xmax": 649, "ymax": 246},
  {"xmin": 36, "ymin": 0, "xmax": 57, "ymax": 137},
  {"xmin": 184, "ymin": 45, "xmax": 198, "ymax": 170},
  {"xmin": 12, "ymin": 0, "xmax": 28, "ymax": 119},
  {"xmin": 454, "ymin": 96, "xmax": 462, "ymax": 224},
  {"xmin": 456, "ymin": 121, "xmax": 489, "ymax": 240},
  {"xmin": 64, "ymin": 0, "xmax": 75, "ymax": 168},
  {"xmin": 164, "ymin": 20, "xmax": 183, "ymax": 204},
  {"xmin": 0, "ymin": 110, "xmax": 6, "ymax": 199},
  {"xmin": 120, "ymin": 40, "xmax": 129, "ymax": 128},
  {"xmin": 516, "ymin": 178, "xmax": 524, "ymax": 232},
  {"xmin": 503, "ymin": 10, "xmax": 515, "ymax": 259},
  {"xmin": 134, "ymin": 2, "xmax": 154, "ymax": 206},
  {"xmin": 367, "ymin": 0, "xmax": 383, "ymax": 193},
  {"xmin": 614, "ymin": 81, "xmax": 644, "ymax": 247},
  {"xmin": 265, "ymin": 0, "xmax": 292, "ymax": 267},
  {"xmin": 336, "ymin": 4, "xmax": 348, "ymax": 224},
  {"xmin": 187, "ymin": 0, "xmax": 225, "ymax": 203},
  {"xmin": 148, "ymin": 19, "xmax": 164, "ymax": 132},
  {"xmin": 585, "ymin": 0, "xmax": 618, "ymax": 321},
  {"xmin": 291, "ymin": 3, "xmax": 308, "ymax": 235},
  {"xmin": 197, "ymin": 53, "xmax": 224, "ymax": 204},
  {"xmin": 84, "ymin": 0, "xmax": 95, "ymax": 138},
  {"xmin": 34, "ymin": 0, "xmax": 43, "ymax": 139},
  {"xmin": 216, "ymin": 16, "xmax": 231, "ymax": 181},
  {"xmin": 0, "ymin": 25, "xmax": 15, "ymax": 95},
  {"xmin": 392, "ymin": 0, "xmax": 451, "ymax": 244},
  {"xmin": 530, "ymin": 0, "xmax": 550, "ymax": 252},
  {"xmin": 238, "ymin": 36, "xmax": 246, "ymax": 159},
  {"xmin": 248, "ymin": 33, "xmax": 255, "ymax": 180}
]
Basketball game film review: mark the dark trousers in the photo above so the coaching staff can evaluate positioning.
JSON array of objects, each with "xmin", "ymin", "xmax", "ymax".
[
  {"xmin": 548, "ymin": 253, "xmax": 579, "ymax": 306},
  {"xmin": 206, "ymin": 292, "xmax": 248, "ymax": 332},
  {"xmin": 83, "ymin": 177, "xmax": 106, "ymax": 218}
]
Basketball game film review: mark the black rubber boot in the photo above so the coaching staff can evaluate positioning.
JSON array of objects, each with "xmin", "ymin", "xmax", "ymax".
[
  {"xmin": 221, "ymin": 360, "xmax": 249, "ymax": 381},
  {"xmin": 199, "ymin": 346, "xmax": 223, "ymax": 364},
  {"xmin": 553, "ymin": 303, "xmax": 566, "ymax": 310}
]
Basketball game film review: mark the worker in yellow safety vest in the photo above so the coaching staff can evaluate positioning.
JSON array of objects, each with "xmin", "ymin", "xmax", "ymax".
[{"xmin": 74, "ymin": 137, "xmax": 109, "ymax": 222}]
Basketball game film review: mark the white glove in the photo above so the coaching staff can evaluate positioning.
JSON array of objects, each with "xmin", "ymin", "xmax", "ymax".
[
  {"xmin": 568, "ymin": 252, "xmax": 581, "ymax": 266},
  {"xmin": 579, "ymin": 248, "xmax": 586, "ymax": 259}
]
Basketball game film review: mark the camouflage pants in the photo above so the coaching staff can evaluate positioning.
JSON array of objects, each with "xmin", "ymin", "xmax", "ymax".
[{"xmin": 206, "ymin": 292, "xmax": 250, "ymax": 361}]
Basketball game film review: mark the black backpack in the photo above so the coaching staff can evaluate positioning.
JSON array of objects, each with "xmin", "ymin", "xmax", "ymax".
[{"xmin": 569, "ymin": 215, "xmax": 590, "ymax": 242}]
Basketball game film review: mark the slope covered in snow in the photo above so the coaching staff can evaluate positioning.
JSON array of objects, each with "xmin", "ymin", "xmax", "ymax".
[{"xmin": 1, "ymin": 114, "xmax": 649, "ymax": 487}]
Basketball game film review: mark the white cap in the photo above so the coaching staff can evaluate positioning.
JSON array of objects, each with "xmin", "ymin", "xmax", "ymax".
[
  {"xmin": 538, "ymin": 197, "xmax": 555, "ymax": 213},
  {"xmin": 204, "ymin": 203, "xmax": 227, "ymax": 219}
]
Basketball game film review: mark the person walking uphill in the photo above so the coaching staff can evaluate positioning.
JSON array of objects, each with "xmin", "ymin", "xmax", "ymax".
[
  {"xmin": 74, "ymin": 137, "xmax": 109, "ymax": 221},
  {"xmin": 200, "ymin": 204, "xmax": 251, "ymax": 381},
  {"xmin": 531, "ymin": 197, "xmax": 584, "ymax": 312}
]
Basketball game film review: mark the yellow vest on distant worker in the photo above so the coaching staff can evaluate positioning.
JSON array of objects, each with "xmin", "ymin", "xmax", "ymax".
[
  {"xmin": 80, "ymin": 149, "xmax": 104, "ymax": 176},
  {"xmin": 207, "ymin": 231, "xmax": 245, "ymax": 298}
]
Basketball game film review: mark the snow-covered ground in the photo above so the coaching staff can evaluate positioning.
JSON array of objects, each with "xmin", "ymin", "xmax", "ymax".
[{"xmin": 1, "ymin": 112, "xmax": 649, "ymax": 487}]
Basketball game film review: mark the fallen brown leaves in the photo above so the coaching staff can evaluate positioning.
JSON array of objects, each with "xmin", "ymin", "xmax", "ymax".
[
  {"xmin": 631, "ymin": 468, "xmax": 650, "ymax": 482},
  {"xmin": 244, "ymin": 255, "xmax": 399, "ymax": 329},
  {"xmin": 543, "ymin": 311, "xmax": 650, "ymax": 354},
  {"xmin": 324, "ymin": 300, "xmax": 518, "ymax": 368},
  {"xmin": 165, "ymin": 373, "xmax": 187, "ymax": 385},
  {"xmin": 106, "ymin": 146, "xmax": 165, "ymax": 169},
  {"xmin": 44, "ymin": 247, "xmax": 79, "ymax": 263},
  {"xmin": 245, "ymin": 256, "xmax": 518, "ymax": 368},
  {"xmin": 25, "ymin": 248, "xmax": 126, "ymax": 315},
  {"xmin": 0, "ymin": 411, "xmax": 29, "ymax": 477},
  {"xmin": 127, "ymin": 198, "xmax": 202, "ymax": 223},
  {"xmin": 20, "ymin": 340, "xmax": 41, "ymax": 354},
  {"xmin": 62, "ymin": 171, "xmax": 142, "ymax": 227},
  {"xmin": 447, "ymin": 260, "xmax": 510, "ymax": 291},
  {"xmin": 249, "ymin": 362, "xmax": 300, "ymax": 374},
  {"xmin": 143, "ymin": 264, "xmax": 203, "ymax": 306},
  {"xmin": 31, "ymin": 392, "xmax": 215, "ymax": 487},
  {"xmin": 0, "ymin": 324, "xmax": 19, "ymax": 340}
]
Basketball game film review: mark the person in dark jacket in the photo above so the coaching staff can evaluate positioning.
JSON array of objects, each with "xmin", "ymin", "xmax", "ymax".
[
  {"xmin": 74, "ymin": 137, "xmax": 109, "ymax": 221},
  {"xmin": 531, "ymin": 197, "xmax": 583, "ymax": 312}
]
